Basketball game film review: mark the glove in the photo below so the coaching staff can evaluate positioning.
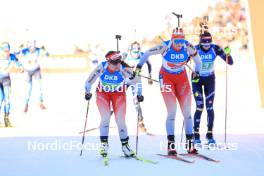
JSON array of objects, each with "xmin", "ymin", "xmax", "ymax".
[
  {"xmin": 137, "ymin": 95, "xmax": 144, "ymax": 102},
  {"xmin": 85, "ymin": 92, "xmax": 92, "ymax": 101},
  {"xmin": 224, "ymin": 46, "xmax": 231, "ymax": 55},
  {"xmin": 192, "ymin": 72, "xmax": 200, "ymax": 83},
  {"xmin": 130, "ymin": 67, "xmax": 141, "ymax": 80},
  {"xmin": 148, "ymin": 74, "xmax": 153, "ymax": 85},
  {"xmin": 134, "ymin": 67, "xmax": 141, "ymax": 77},
  {"xmin": 122, "ymin": 52, "xmax": 128, "ymax": 60}
]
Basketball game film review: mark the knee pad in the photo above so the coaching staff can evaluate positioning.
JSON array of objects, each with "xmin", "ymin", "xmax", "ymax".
[
  {"xmin": 196, "ymin": 102, "xmax": 204, "ymax": 111},
  {"xmin": 206, "ymin": 103, "xmax": 213, "ymax": 111}
]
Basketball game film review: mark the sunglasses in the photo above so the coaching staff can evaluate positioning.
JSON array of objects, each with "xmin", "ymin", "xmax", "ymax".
[
  {"xmin": 173, "ymin": 39, "xmax": 185, "ymax": 45},
  {"xmin": 132, "ymin": 50, "xmax": 140, "ymax": 54},
  {"xmin": 201, "ymin": 43, "xmax": 211, "ymax": 47},
  {"xmin": 108, "ymin": 58, "xmax": 122, "ymax": 65}
]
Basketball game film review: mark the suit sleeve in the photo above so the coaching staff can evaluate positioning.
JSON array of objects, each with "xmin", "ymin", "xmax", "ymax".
[
  {"xmin": 85, "ymin": 64, "xmax": 104, "ymax": 93},
  {"xmin": 187, "ymin": 43, "xmax": 202, "ymax": 73},
  {"xmin": 137, "ymin": 44, "xmax": 167, "ymax": 69},
  {"xmin": 214, "ymin": 45, "xmax": 233, "ymax": 65}
]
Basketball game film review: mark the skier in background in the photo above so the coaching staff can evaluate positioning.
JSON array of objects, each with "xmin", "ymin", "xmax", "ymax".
[
  {"xmin": 0, "ymin": 42, "xmax": 23, "ymax": 127},
  {"xmin": 192, "ymin": 31, "xmax": 233, "ymax": 145},
  {"xmin": 85, "ymin": 51, "xmax": 140, "ymax": 158},
  {"xmin": 124, "ymin": 41, "xmax": 152, "ymax": 132},
  {"xmin": 18, "ymin": 40, "xmax": 48, "ymax": 113},
  {"xmin": 136, "ymin": 28, "xmax": 201, "ymax": 155}
]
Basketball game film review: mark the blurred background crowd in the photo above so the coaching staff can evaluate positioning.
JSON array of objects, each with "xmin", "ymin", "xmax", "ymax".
[{"xmin": 0, "ymin": 0, "xmax": 248, "ymax": 71}]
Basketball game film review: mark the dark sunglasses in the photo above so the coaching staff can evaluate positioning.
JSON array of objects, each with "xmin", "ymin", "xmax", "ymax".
[{"xmin": 108, "ymin": 59, "xmax": 122, "ymax": 65}]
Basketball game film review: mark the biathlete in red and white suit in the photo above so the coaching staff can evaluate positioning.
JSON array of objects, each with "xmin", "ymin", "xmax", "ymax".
[
  {"xmin": 85, "ymin": 51, "xmax": 140, "ymax": 157},
  {"xmin": 136, "ymin": 29, "xmax": 202, "ymax": 155}
]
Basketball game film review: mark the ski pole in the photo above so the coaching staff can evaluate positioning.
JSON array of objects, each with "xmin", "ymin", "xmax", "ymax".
[
  {"xmin": 80, "ymin": 100, "xmax": 90, "ymax": 156},
  {"xmin": 135, "ymin": 103, "xmax": 140, "ymax": 155},
  {"xmin": 115, "ymin": 35, "xmax": 122, "ymax": 52},
  {"xmin": 180, "ymin": 121, "xmax": 185, "ymax": 143},
  {"xmin": 172, "ymin": 12, "xmax": 182, "ymax": 27},
  {"xmin": 224, "ymin": 55, "xmax": 229, "ymax": 148},
  {"xmin": 139, "ymin": 75, "xmax": 159, "ymax": 83}
]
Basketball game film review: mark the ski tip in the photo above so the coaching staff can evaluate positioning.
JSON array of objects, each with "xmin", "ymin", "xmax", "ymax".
[
  {"xmin": 179, "ymin": 153, "xmax": 220, "ymax": 163},
  {"xmin": 145, "ymin": 132, "xmax": 156, "ymax": 136},
  {"xmin": 103, "ymin": 156, "xmax": 109, "ymax": 166}
]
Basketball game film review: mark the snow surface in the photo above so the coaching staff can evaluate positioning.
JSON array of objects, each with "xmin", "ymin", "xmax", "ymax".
[
  {"xmin": 0, "ymin": 50, "xmax": 264, "ymax": 176},
  {"xmin": 1, "ymin": 135, "xmax": 264, "ymax": 176}
]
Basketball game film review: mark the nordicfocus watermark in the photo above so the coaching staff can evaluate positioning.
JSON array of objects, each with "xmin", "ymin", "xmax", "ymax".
[
  {"xmin": 96, "ymin": 82, "xmax": 172, "ymax": 93},
  {"xmin": 180, "ymin": 25, "xmax": 238, "ymax": 37},
  {"xmin": 27, "ymin": 140, "xmax": 100, "ymax": 152},
  {"xmin": 159, "ymin": 141, "xmax": 238, "ymax": 152}
]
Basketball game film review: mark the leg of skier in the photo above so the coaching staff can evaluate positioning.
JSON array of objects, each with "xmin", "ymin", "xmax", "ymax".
[
  {"xmin": 175, "ymin": 71, "xmax": 197, "ymax": 154},
  {"xmin": 192, "ymin": 77, "xmax": 204, "ymax": 144},
  {"xmin": 204, "ymin": 74, "xmax": 216, "ymax": 144},
  {"xmin": 3, "ymin": 78, "xmax": 12, "ymax": 127},
  {"xmin": 0, "ymin": 84, "xmax": 4, "ymax": 125},
  {"xmin": 159, "ymin": 70, "xmax": 177, "ymax": 155},
  {"xmin": 96, "ymin": 91, "xmax": 111, "ymax": 157},
  {"xmin": 111, "ymin": 92, "xmax": 134, "ymax": 157},
  {"xmin": 24, "ymin": 71, "xmax": 33, "ymax": 113},
  {"xmin": 34, "ymin": 69, "xmax": 46, "ymax": 110}
]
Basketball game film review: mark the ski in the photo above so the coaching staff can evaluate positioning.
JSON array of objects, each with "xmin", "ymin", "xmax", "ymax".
[
  {"xmin": 139, "ymin": 127, "xmax": 155, "ymax": 136},
  {"xmin": 102, "ymin": 155, "xmax": 109, "ymax": 166},
  {"xmin": 133, "ymin": 155, "xmax": 158, "ymax": 164},
  {"xmin": 138, "ymin": 122, "xmax": 155, "ymax": 136},
  {"xmin": 121, "ymin": 155, "xmax": 158, "ymax": 164},
  {"xmin": 145, "ymin": 132, "xmax": 155, "ymax": 136},
  {"xmin": 179, "ymin": 153, "xmax": 220, "ymax": 163},
  {"xmin": 79, "ymin": 126, "xmax": 116, "ymax": 134},
  {"xmin": 157, "ymin": 154, "xmax": 195, "ymax": 163},
  {"xmin": 140, "ymin": 128, "xmax": 156, "ymax": 136}
]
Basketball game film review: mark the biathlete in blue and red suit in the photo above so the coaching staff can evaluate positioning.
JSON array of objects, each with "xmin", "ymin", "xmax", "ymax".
[{"xmin": 136, "ymin": 28, "xmax": 202, "ymax": 155}]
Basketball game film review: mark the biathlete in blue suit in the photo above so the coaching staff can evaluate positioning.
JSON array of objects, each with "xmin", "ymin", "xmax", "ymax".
[
  {"xmin": 0, "ymin": 42, "xmax": 23, "ymax": 127},
  {"xmin": 192, "ymin": 31, "xmax": 234, "ymax": 145}
]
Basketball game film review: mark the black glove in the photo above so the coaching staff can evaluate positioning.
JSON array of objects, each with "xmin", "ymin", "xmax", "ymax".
[
  {"xmin": 85, "ymin": 92, "xmax": 92, "ymax": 101},
  {"xmin": 137, "ymin": 95, "xmax": 144, "ymax": 102}
]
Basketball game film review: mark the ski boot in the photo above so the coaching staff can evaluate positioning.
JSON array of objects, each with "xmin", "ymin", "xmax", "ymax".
[
  {"xmin": 4, "ymin": 113, "xmax": 13, "ymax": 127},
  {"xmin": 167, "ymin": 135, "xmax": 177, "ymax": 155},
  {"xmin": 40, "ymin": 103, "xmax": 47, "ymax": 110},
  {"xmin": 186, "ymin": 134, "xmax": 198, "ymax": 154},
  {"xmin": 194, "ymin": 128, "xmax": 202, "ymax": 147},
  {"xmin": 24, "ymin": 103, "xmax": 29, "ymax": 113},
  {"xmin": 121, "ymin": 137, "xmax": 135, "ymax": 157},
  {"xmin": 99, "ymin": 137, "xmax": 109, "ymax": 157},
  {"xmin": 206, "ymin": 130, "xmax": 216, "ymax": 145}
]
